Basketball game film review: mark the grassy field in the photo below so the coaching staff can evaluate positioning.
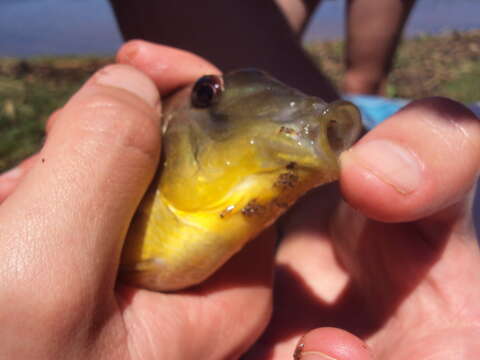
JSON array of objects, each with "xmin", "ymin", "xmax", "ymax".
[
  {"xmin": 0, "ymin": 30, "xmax": 479, "ymax": 172},
  {"xmin": 0, "ymin": 56, "xmax": 112, "ymax": 170}
]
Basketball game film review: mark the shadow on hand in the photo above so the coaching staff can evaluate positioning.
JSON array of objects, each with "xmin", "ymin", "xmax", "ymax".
[{"xmin": 245, "ymin": 192, "xmax": 451, "ymax": 359}]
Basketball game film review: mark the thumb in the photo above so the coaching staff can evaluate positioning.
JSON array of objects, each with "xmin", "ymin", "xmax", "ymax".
[
  {"xmin": 340, "ymin": 97, "xmax": 480, "ymax": 223},
  {"xmin": 0, "ymin": 64, "xmax": 161, "ymax": 308}
]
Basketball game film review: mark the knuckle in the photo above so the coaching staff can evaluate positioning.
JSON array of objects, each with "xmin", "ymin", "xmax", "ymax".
[
  {"xmin": 46, "ymin": 108, "xmax": 63, "ymax": 133},
  {"xmin": 407, "ymin": 97, "xmax": 477, "ymax": 121}
]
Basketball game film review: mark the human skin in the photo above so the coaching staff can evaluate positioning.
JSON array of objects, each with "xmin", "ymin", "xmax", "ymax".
[
  {"xmin": 243, "ymin": 96, "xmax": 480, "ymax": 358},
  {"xmin": 0, "ymin": 46, "xmax": 275, "ymax": 360},
  {"xmin": 273, "ymin": 0, "xmax": 418, "ymax": 95},
  {"xmin": 108, "ymin": 0, "xmax": 339, "ymax": 101},
  {"xmin": 1, "ymin": 41, "xmax": 479, "ymax": 359},
  {"xmin": 343, "ymin": 0, "xmax": 417, "ymax": 95}
]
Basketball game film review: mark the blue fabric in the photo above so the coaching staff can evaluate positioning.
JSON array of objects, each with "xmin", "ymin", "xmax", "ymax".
[
  {"xmin": 343, "ymin": 95, "xmax": 480, "ymax": 130},
  {"xmin": 468, "ymin": 102, "xmax": 480, "ymax": 119},
  {"xmin": 342, "ymin": 94, "xmax": 409, "ymax": 129}
]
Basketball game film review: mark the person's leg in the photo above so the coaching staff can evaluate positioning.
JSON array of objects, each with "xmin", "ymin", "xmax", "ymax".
[
  {"xmin": 274, "ymin": 0, "xmax": 322, "ymax": 33},
  {"xmin": 343, "ymin": 0, "xmax": 417, "ymax": 95},
  {"xmin": 109, "ymin": 0, "xmax": 337, "ymax": 100}
]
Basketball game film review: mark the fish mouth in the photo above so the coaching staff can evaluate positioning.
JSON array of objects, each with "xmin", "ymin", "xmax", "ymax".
[
  {"xmin": 321, "ymin": 100, "xmax": 363, "ymax": 156},
  {"xmin": 266, "ymin": 100, "xmax": 362, "ymax": 168}
]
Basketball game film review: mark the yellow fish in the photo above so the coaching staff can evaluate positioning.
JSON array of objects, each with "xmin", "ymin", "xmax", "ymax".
[{"xmin": 120, "ymin": 69, "xmax": 361, "ymax": 291}]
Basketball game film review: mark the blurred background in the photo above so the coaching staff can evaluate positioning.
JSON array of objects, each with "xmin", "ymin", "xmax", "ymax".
[
  {"xmin": 1, "ymin": 0, "xmax": 479, "ymax": 56},
  {"xmin": 0, "ymin": 0, "xmax": 479, "ymax": 171}
]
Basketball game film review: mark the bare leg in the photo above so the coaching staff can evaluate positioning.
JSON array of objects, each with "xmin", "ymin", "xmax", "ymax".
[
  {"xmin": 109, "ymin": 0, "xmax": 337, "ymax": 100},
  {"xmin": 343, "ymin": 0, "xmax": 417, "ymax": 95}
]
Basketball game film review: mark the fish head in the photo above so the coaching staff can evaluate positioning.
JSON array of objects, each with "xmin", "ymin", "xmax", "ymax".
[
  {"xmin": 120, "ymin": 69, "xmax": 363, "ymax": 291},
  {"xmin": 160, "ymin": 69, "xmax": 362, "ymax": 212}
]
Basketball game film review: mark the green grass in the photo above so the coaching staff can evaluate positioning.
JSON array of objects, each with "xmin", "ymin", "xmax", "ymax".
[
  {"xmin": 439, "ymin": 61, "xmax": 480, "ymax": 103},
  {"xmin": 0, "ymin": 77, "xmax": 86, "ymax": 169},
  {"xmin": 0, "ymin": 56, "xmax": 111, "ymax": 171}
]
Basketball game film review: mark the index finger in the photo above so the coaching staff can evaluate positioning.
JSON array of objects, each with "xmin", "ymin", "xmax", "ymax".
[{"xmin": 117, "ymin": 40, "xmax": 221, "ymax": 94}]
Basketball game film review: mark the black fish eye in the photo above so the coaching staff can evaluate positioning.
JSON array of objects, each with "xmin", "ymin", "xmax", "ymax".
[{"xmin": 191, "ymin": 75, "xmax": 223, "ymax": 108}]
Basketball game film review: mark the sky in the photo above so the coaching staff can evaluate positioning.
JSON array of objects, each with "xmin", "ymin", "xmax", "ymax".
[
  {"xmin": 0, "ymin": 0, "xmax": 122, "ymax": 56},
  {"xmin": 0, "ymin": 0, "xmax": 479, "ymax": 57}
]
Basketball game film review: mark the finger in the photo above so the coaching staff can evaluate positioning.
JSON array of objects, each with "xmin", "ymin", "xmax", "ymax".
[
  {"xmin": 294, "ymin": 328, "xmax": 372, "ymax": 360},
  {"xmin": 117, "ymin": 40, "xmax": 220, "ymax": 94},
  {"xmin": 0, "ymin": 154, "xmax": 39, "ymax": 202},
  {"xmin": 340, "ymin": 97, "xmax": 480, "ymax": 223},
  {"xmin": 0, "ymin": 64, "xmax": 161, "ymax": 313}
]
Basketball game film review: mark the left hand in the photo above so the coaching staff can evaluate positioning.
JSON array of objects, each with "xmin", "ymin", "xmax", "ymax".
[{"xmin": 0, "ymin": 43, "xmax": 273, "ymax": 360}]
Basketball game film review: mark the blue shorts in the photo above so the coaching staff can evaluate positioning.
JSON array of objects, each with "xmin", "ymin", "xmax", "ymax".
[{"xmin": 344, "ymin": 94, "xmax": 480, "ymax": 130}]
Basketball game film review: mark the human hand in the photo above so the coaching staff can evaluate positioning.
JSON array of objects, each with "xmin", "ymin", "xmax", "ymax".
[
  {"xmin": 3, "ymin": 40, "xmax": 479, "ymax": 360},
  {"xmin": 243, "ymin": 97, "xmax": 480, "ymax": 359},
  {"xmin": 0, "ymin": 43, "xmax": 274, "ymax": 359}
]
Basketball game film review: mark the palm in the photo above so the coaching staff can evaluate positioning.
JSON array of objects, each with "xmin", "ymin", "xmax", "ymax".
[
  {"xmin": 245, "ymin": 185, "xmax": 480, "ymax": 359},
  {"xmin": 114, "ymin": 227, "xmax": 276, "ymax": 360}
]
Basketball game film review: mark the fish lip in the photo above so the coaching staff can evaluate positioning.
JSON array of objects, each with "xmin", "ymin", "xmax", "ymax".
[
  {"xmin": 268, "ymin": 100, "xmax": 361, "ymax": 168},
  {"xmin": 272, "ymin": 109, "xmax": 336, "ymax": 167},
  {"xmin": 321, "ymin": 100, "xmax": 363, "ymax": 154},
  {"xmin": 259, "ymin": 120, "xmax": 333, "ymax": 170}
]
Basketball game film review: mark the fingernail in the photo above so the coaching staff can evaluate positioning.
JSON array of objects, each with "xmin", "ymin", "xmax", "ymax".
[
  {"xmin": 341, "ymin": 139, "xmax": 423, "ymax": 194},
  {"xmin": 294, "ymin": 343, "xmax": 337, "ymax": 360},
  {"xmin": 95, "ymin": 64, "xmax": 159, "ymax": 108},
  {"xmin": 119, "ymin": 42, "xmax": 140, "ymax": 64}
]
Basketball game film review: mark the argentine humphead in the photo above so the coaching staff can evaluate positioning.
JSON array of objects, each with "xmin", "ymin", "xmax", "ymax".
[{"xmin": 120, "ymin": 69, "xmax": 362, "ymax": 291}]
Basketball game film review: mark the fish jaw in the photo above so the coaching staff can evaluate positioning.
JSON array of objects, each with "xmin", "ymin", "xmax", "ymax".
[{"xmin": 120, "ymin": 155, "xmax": 339, "ymax": 291}]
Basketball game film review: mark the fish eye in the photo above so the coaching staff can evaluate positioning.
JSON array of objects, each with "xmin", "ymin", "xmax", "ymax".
[{"xmin": 191, "ymin": 75, "xmax": 223, "ymax": 108}]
